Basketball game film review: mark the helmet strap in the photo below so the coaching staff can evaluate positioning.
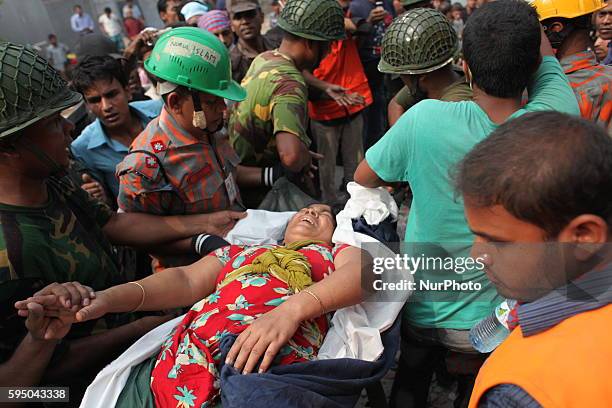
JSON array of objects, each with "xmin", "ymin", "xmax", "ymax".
[
  {"xmin": 191, "ymin": 91, "xmax": 208, "ymax": 130},
  {"xmin": 408, "ymin": 75, "xmax": 427, "ymax": 101},
  {"xmin": 544, "ymin": 20, "xmax": 575, "ymax": 51},
  {"xmin": 15, "ymin": 137, "xmax": 66, "ymax": 178}
]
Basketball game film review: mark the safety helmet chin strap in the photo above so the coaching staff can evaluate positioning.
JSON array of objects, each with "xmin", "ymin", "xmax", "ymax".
[
  {"xmin": 14, "ymin": 137, "xmax": 67, "ymax": 178},
  {"xmin": 159, "ymin": 81, "xmax": 223, "ymax": 134},
  {"xmin": 191, "ymin": 90, "xmax": 207, "ymax": 130},
  {"xmin": 191, "ymin": 90, "xmax": 225, "ymax": 134}
]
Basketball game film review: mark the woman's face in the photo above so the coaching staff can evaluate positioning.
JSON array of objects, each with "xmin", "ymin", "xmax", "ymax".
[{"xmin": 284, "ymin": 204, "xmax": 336, "ymax": 244}]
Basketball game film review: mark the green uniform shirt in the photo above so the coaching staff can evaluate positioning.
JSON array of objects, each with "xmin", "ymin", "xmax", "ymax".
[
  {"xmin": 0, "ymin": 176, "xmax": 127, "ymax": 362},
  {"xmin": 228, "ymin": 50, "xmax": 311, "ymax": 168},
  {"xmin": 394, "ymin": 77, "xmax": 473, "ymax": 109},
  {"xmin": 366, "ymin": 56, "xmax": 581, "ymax": 329}
]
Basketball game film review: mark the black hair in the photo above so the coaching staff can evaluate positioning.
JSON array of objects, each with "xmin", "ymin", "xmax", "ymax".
[
  {"xmin": 160, "ymin": 84, "xmax": 191, "ymax": 105},
  {"xmin": 462, "ymin": 0, "xmax": 541, "ymax": 98},
  {"xmin": 454, "ymin": 111, "xmax": 612, "ymax": 236},
  {"xmin": 158, "ymin": 0, "xmax": 185, "ymax": 14},
  {"xmin": 71, "ymin": 55, "xmax": 129, "ymax": 95},
  {"xmin": 48, "ymin": 33, "xmax": 57, "ymax": 40},
  {"xmin": 157, "ymin": 0, "xmax": 169, "ymax": 13},
  {"xmin": 104, "ymin": 7, "xmax": 112, "ymax": 13}
]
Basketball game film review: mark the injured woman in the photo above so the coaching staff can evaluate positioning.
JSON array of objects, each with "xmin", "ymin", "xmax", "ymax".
[{"xmin": 16, "ymin": 204, "xmax": 363, "ymax": 407}]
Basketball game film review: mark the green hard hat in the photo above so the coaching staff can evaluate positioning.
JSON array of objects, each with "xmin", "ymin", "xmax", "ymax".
[
  {"xmin": 144, "ymin": 27, "xmax": 246, "ymax": 102},
  {"xmin": 276, "ymin": 0, "xmax": 346, "ymax": 42},
  {"xmin": 378, "ymin": 8, "xmax": 459, "ymax": 75},
  {"xmin": 0, "ymin": 42, "xmax": 82, "ymax": 139}
]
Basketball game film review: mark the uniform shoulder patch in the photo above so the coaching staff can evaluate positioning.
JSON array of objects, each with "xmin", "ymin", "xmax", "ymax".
[{"xmin": 150, "ymin": 139, "xmax": 167, "ymax": 153}]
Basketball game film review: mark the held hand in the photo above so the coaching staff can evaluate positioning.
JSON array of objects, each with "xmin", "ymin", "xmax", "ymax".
[
  {"xmin": 204, "ymin": 211, "xmax": 247, "ymax": 237},
  {"xmin": 81, "ymin": 174, "xmax": 107, "ymax": 202},
  {"xmin": 24, "ymin": 301, "xmax": 73, "ymax": 341},
  {"xmin": 15, "ymin": 282, "xmax": 96, "ymax": 313},
  {"xmin": 75, "ymin": 294, "xmax": 111, "ymax": 323},
  {"xmin": 225, "ymin": 307, "xmax": 301, "ymax": 374}
]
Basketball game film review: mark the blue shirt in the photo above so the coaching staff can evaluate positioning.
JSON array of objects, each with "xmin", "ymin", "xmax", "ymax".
[
  {"xmin": 71, "ymin": 13, "xmax": 95, "ymax": 33},
  {"xmin": 603, "ymin": 42, "xmax": 612, "ymax": 65},
  {"xmin": 71, "ymin": 100, "xmax": 163, "ymax": 199}
]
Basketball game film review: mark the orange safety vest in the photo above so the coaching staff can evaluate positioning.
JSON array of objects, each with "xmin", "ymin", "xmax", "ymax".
[{"xmin": 469, "ymin": 304, "xmax": 612, "ymax": 408}]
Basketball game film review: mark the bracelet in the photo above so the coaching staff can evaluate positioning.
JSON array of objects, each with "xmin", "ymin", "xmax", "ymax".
[
  {"xmin": 128, "ymin": 282, "xmax": 146, "ymax": 312},
  {"xmin": 302, "ymin": 289, "xmax": 326, "ymax": 316}
]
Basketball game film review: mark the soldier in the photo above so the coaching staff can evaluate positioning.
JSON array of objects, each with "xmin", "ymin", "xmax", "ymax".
[
  {"xmin": 380, "ymin": 8, "xmax": 472, "ymax": 127},
  {"xmin": 228, "ymin": 0, "xmax": 346, "ymax": 208},
  {"xmin": 116, "ymin": 28, "xmax": 259, "ymax": 271},
  {"xmin": 0, "ymin": 42, "xmax": 241, "ymax": 392},
  {"xmin": 533, "ymin": 0, "xmax": 612, "ymax": 135},
  {"xmin": 228, "ymin": 0, "xmax": 276, "ymax": 83}
]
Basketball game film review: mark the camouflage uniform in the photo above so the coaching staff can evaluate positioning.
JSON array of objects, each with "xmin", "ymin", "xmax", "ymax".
[
  {"xmin": 228, "ymin": 50, "xmax": 311, "ymax": 207},
  {"xmin": 0, "ymin": 176, "xmax": 131, "ymax": 363},
  {"xmin": 228, "ymin": 50, "xmax": 310, "ymax": 168}
]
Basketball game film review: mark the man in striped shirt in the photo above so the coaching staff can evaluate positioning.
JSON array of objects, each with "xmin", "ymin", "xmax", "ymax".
[{"xmin": 535, "ymin": 0, "xmax": 612, "ymax": 135}]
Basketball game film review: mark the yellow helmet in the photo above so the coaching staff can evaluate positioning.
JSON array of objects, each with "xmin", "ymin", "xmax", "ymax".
[{"xmin": 531, "ymin": 0, "xmax": 606, "ymax": 21}]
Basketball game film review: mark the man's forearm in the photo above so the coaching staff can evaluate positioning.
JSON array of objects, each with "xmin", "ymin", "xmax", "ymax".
[
  {"xmin": 236, "ymin": 165, "xmax": 265, "ymax": 187},
  {"xmin": 302, "ymin": 70, "xmax": 332, "ymax": 99},
  {"xmin": 148, "ymin": 238, "xmax": 193, "ymax": 256},
  {"xmin": 354, "ymin": 159, "xmax": 391, "ymax": 188},
  {"xmin": 104, "ymin": 212, "xmax": 213, "ymax": 247},
  {"xmin": 0, "ymin": 334, "xmax": 58, "ymax": 388},
  {"xmin": 388, "ymin": 98, "xmax": 406, "ymax": 127}
]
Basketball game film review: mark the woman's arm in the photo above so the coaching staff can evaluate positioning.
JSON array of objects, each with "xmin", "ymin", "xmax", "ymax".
[
  {"xmin": 17, "ymin": 254, "xmax": 224, "ymax": 322},
  {"xmin": 76, "ymin": 255, "xmax": 224, "ymax": 321},
  {"xmin": 226, "ymin": 246, "xmax": 364, "ymax": 374}
]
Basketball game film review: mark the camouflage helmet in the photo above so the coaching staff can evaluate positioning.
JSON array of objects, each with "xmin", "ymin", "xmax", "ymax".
[
  {"xmin": 0, "ymin": 42, "xmax": 82, "ymax": 139},
  {"xmin": 400, "ymin": 0, "xmax": 432, "ymax": 8},
  {"xmin": 276, "ymin": 0, "xmax": 346, "ymax": 42},
  {"xmin": 378, "ymin": 8, "xmax": 459, "ymax": 75}
]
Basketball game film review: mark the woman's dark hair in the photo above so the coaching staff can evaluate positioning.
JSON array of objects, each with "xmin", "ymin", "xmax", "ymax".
[
  {"xmin": 454, "ymin": 111, "xmax": 612, "ymax": 236},
  {"xmin": 463, "ymin": 0, "xmax": 541, "ymax": 98},
  {"xmin": 71, "ymin": 56, "xmax": 129, "ymax": 95}
]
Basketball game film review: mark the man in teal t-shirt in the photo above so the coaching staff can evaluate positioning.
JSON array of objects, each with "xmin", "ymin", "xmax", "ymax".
[{"xmin": 355, "ymin": 1, "xmax": 580, "ymax": 406}]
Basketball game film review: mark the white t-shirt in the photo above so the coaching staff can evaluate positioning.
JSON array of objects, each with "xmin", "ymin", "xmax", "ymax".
[{"xmin": 98, "ymin": 13, "xmax": 123, "ymax": 37}]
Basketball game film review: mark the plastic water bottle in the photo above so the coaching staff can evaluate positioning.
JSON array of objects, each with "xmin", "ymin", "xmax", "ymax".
[{"xmin": 470, "ymin": 299, "xmax": 517, "ymax": 353}]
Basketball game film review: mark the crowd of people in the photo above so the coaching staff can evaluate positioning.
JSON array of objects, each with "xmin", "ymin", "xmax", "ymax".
[{"xmin": 1, "ymin": 0, "xmax": 611, "ymax": 407}]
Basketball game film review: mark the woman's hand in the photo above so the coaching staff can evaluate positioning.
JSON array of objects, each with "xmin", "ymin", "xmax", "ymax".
[
  {"xmin": 225, "ymin": 306, "xmax": 302, "ymax": 374},
  {"xmin": 74, "ymin": 292, "xmax": 112, "ymax": 323},
  {"xmin": 15, "ymin": 281, "xmax": 96, "ymax": 314}
]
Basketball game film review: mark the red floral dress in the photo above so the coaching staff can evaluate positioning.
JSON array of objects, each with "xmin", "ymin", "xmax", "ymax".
[{"xmin": 150, "ymin": 242, "xmax": 349, "ymax": 408}]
